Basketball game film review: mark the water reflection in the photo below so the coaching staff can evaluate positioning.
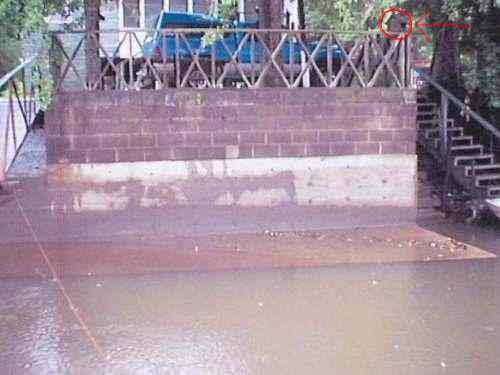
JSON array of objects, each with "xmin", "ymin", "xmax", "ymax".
[{"xmin": 2, "ymin": 258, "xmax": 499, "ymax": 374}]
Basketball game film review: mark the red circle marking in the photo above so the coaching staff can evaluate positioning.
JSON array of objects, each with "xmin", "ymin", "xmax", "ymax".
[{"xmin": 378, "ymin": 7, "xmax": 413, "ymax": 41}]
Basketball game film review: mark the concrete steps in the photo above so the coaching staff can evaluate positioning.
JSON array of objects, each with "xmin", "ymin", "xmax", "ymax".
[
  {"xmin": 432, "ymin": 135, "xmax": 473, "ymax": 149},
  {"xmin": 424, "ymin": 127, "xmax": 463, "ymax": 139},
  {"xmin": 417, "ymin": 95, "xmax": 499, "ymax": 199},
  {"xmin": 449, "ymin": 144, "xmax": 484, "ymax": 156},
  {"xmin": 454, "ymin": 154, "xmax": 494, "ymax": 167},
  {"xmin": 487, "ymin": 186, "xmax": 500, "ymax": 197},
  {"xmin": 464, "ymin": 164, "xmax": 500, "ymax": 177},
  {"xmin": 475, "ymin": 174, "xmax": 500, "ymax": 187}
]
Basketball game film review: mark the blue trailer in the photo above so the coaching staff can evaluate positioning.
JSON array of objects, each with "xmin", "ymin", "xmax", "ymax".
[
  {"xmin": 143, "ymin": 11, "xmax": 342, "ymax": 64},
  {"xmin": 137, "ymin": 11, "xmax": 343, "ymax": 87}
]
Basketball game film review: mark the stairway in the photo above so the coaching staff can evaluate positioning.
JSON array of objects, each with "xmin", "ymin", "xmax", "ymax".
[{"xmin": 416, "ymin": 90, "xmax": 500, "ymax": 212}]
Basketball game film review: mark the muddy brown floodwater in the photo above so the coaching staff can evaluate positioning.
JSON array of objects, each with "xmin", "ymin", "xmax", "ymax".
[{"xmin": 0, "ymin": 216, "xmax": 499, "ymax": 374}]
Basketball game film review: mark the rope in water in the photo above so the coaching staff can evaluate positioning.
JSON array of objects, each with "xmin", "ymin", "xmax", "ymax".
[{"xmin": 14, "ymin": 192, "xmax": 109, "ymax": 362}]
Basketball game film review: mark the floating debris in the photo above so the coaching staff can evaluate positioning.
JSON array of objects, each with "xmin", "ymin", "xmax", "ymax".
[
  {"xmin": 448, "ymin": 238, "xmax": 468, "ymax": 251},
  {"xmin": 264, "ymin": 230, "xmax": 283, "ymax": 238},
  {"xmin": 96, "ymin": 283, "xmax": 102, "ymax": 288},
  {"xmin": 440, "ymin": 361, "xmax": 447, "ymax": 368}
]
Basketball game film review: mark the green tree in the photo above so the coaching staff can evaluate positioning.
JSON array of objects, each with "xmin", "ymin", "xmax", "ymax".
[
  {"xmin": 305, "ymin": 0, "xmax": 400, "ymax": 32},
  {"xmin": 0, "ymin": 0, "xmax": 81, "ymax": 76},
  {"xmin": 306, "ymin": 0, "xmax": 499, "ymax": 118}
]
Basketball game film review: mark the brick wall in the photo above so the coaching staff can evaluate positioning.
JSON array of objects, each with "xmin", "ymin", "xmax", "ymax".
[{"xmin": 45, "ymin": 88, "xmax": 417, "ymax": 165}]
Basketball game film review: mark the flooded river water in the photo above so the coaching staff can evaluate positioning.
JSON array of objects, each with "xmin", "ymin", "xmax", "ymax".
[{"xmin": 1, "ymin": 219, "xmax": 499, "ymax": 374}]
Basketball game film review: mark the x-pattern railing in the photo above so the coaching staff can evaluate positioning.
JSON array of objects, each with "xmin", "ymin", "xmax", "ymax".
[
  {"xmin": 0, "ymin": 56, "xmax": 41, "ymax": 183},
  {"xmin": 50, "ymin": 28, "xmax": 412, "ymax": 91}
]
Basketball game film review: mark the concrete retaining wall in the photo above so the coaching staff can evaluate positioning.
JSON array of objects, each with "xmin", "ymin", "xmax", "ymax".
[
  {"xmin": 48, "ymin": 154, "xmax": 417, "ymax": 229},
  {"xmin": 45, "ymin": 88, "xmax": 417, "ymax": 164},
  {"xmin": 45, "ymin": 87, "xmax": 417, "ymax": 231}
]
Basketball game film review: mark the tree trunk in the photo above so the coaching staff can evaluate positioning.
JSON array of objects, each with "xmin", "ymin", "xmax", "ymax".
[
  {"xmin": 85, "ymin": 0, "xmax": 101, "ymax": 88},
  {"xmin": 431, "ymin": 26, "xmax": 459, "ymax": 94},
  {"xmin": 258, "ymin": 0, "xmax": 284, "ymax": 86},
  {"xmin": 297, "ymin": 0, "xmax": 305, "ymax": 29}
]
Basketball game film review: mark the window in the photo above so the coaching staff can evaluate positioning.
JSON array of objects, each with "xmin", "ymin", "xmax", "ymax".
[
  {"xmin": 170, "ymin": 0, "xmax": 188, "ymax": 11},
  {"xmin": 145, "ymin": 0, "xmax": 164, "ymax": 27},
  {"xmin": 120, "ymin": 0, "xmax": 241, "ymax": 29},
  {"xmin": 123, "ymin": 0, "xmax": 141, "ymax": 27},
  {"xmin": 193, "ymin": 0, "xmax": 209, "ymax": 14}
]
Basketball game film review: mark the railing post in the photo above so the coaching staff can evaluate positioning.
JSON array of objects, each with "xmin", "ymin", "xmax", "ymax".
[
  {"xmin": 440, "ymin": 92, "xmax": 451, "ymax": 213},
  {"xmin": 175, "ymin": 32, "xmax": 181, "ymax": 88},
  {"xmin": 398, "ymin": 38, "xmax": 405, "ymax": 87},
  {"xmin": 405, "ymin": 36, "xmax": 412, "ymax": 88},
  {"xmin": 0, "ymin": 109, "xmax": 6, "ymax": 183},
  {"xmin": 49, "ymin": 34, "xmax": 61, "ymax": 91},
  {"xmin": 440, "ymin": 93, "xmax": 449, "ymax": 159},
  {"xmin": 1, "ymin": 85, "xmax": 12, "ymax": 185}
]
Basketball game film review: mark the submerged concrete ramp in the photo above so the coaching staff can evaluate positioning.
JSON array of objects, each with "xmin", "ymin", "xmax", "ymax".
[{"xmin": 47, "ymin": 154, "xmax": 417, "ymax": 233}]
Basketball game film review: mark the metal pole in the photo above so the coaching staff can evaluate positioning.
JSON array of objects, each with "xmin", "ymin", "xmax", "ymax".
[
  {"xmin": 405, "ymin": 36, "xmax": 412, "ymax": 88},
  {"xmin": 440, "ymin": 93, "xmax": 449, "ymax": 159},
  {"xmin": 398, "ymin": 38, "xmax": 405, "ymax": 87},
  {"xmin": 1, "ymin": 88, "xmax": 12, "ymax": 184},
  {"xmin": 440, "ymin": 93, "xmax": 450, "ymax": 214}
]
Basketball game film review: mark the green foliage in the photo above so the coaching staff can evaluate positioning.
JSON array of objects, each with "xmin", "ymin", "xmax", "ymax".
[
  {"xmin": 202, "ymin": 0, "xmax": 238, "ymax": 48},
  {"xmin": 35, "ymin": 76, "xmax": 54, "ymax": 110},
  {"xmin": 201, "ymin": 28, "xmax": 224, "ymax": 48},
  {"xmin": 458, "ymin": 2, "xmax": 499, "ymax": 110},
  {"xmin": 214, "ymin": 0, "xmax": 238, "ymax": 23},
  {"xmin": 305, "ymin": 0, "xmax": 402, "ymax": 32},
  {"xmin": 307, "ymin": 0, "xmax": 499, "ymax": 115},
  {"xmin": 0, "ymin": 0, "xmax": 82, "ymax": 74},
  {"xmin": 0, "ymin": 0, "xmax": 82, "ymax": 109}
]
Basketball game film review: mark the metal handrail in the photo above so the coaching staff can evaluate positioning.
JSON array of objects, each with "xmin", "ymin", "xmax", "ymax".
[
  {"xmin": 0, "ymin": 55, "xmax": 40, "ymax": 183},
  {"xmin": 0, "ymin": 55, "xmax": 37, "ymax": 90},
  {"xmin": 424, "ymin": 75, "xmax": 500, "ymax": 140}
]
